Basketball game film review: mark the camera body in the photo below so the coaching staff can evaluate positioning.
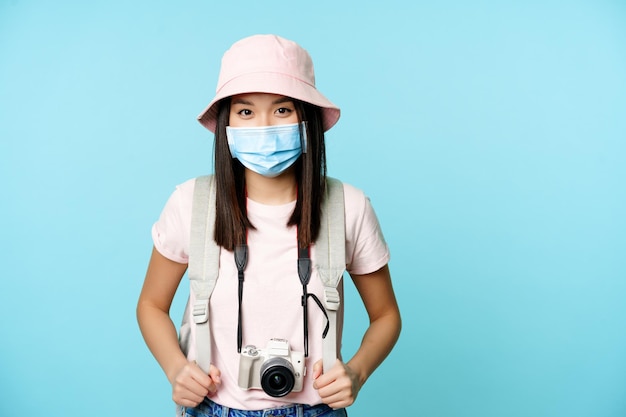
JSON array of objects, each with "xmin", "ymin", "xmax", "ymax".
[{"xmin": 238, "ymin": 338, "xmax": 305, "ymax": 397}]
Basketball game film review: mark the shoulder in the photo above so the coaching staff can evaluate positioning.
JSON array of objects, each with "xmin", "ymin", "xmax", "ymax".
[
  {"xmin": 157, "ymin": 175, "xmax": 213, "ymax": 229},
  {"xmin": 160, "ymin": 177, "xmax": 198, "ymax": 216},
  {"xmin": 152, "ymin": 177, "xmax": 205, "ymax": 264},
  {"xmin": 328, "ymin": 177, "xmax": 381, "ymax": 235},
  {"xmin": 328, "ymin": 178, "xmax": 390, "ymax": 274},
  {"xmin": 178, "ymin": 176, "xmax": 202, "ymax": 194},
  {"xmin": 327, "ymin": 177, "xmax": 371, "ymax": 217},
  {"xmin": 167, "ymin": 176, "xmax": 207, "ymax": 203},
  {"xmin": 341, "ymin": 181, "xmax": 367, "ymax": 203}
]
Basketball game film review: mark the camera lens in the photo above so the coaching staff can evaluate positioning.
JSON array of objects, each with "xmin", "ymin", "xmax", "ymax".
[
  {"xmin": 269, "ymin": 374, "xmax": 286, "ymax": 389},
  {"xmin": 260, "ymin": 357, "xmax": 295, "ymax": 397}
]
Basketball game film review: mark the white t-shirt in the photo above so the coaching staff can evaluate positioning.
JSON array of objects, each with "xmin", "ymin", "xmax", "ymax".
[{"xmin": 152, "ymin": 177, "xmax": 390, "ymax": 410}]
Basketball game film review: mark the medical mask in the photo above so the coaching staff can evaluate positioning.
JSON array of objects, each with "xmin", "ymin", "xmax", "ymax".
[{"xmin": 226, "ymin": 122, "xmax": 307, "ymax": 178}]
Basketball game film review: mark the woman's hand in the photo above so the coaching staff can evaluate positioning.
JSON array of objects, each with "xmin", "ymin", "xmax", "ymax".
[
  {"xmin": 311, "ymin": 265, "xmax": 401, "ymax": 410},
  {"xmin": 171, "ymin": 361, "xmax": 221, "ymax": 407},
  {"xmin": 312, "ymin": 359, "xmax": 362, "ymax": 409}
]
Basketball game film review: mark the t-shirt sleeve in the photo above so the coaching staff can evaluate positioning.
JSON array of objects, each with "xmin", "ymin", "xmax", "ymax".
[
  {"xmin": 343, "ymin": 183, "xmax": 390, "ymax": 275},
  {"xmin": 151, "ymin": 178, "xmax": 195, "ymax": 264}
]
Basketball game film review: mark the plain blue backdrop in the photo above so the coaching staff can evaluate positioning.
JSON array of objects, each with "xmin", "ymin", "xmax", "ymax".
[{"xmin": 1, "ymin": 1, "xmax": 625, "ymax": 416}]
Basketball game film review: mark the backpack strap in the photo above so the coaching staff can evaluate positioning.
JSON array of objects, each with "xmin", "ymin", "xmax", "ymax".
[
  {"xmin": 188, "ymin": 175, "xmax": 219, "ymax": 374},
  {"xmin": 315, "ymin": 177, "xmax": 346, "ymax": 372}
]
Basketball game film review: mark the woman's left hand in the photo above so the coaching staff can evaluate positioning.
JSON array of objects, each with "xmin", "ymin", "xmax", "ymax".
[
  {"xmin": 312, "ymin": 359, "xmax": 362, "ymax": 409},
  {"xmin": 312, "ymin": 265, "xmax": 401, "ymax": 410}
]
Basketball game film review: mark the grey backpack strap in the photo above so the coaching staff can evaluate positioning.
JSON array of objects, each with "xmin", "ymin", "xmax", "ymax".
[
  {"xmin": 315, "ymin": 177, "xmax": 346, "ymax": 372},
  {"xmin": 188, "ymin": 175, "xmax": 219, "ymax": 374}
]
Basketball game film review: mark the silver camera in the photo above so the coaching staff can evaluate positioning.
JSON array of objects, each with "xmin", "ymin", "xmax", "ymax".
[{"xmin": 238, "ymin": 338, "xmax": 305, "ymax": 397}]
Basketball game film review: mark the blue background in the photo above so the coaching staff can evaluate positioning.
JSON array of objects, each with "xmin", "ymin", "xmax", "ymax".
[{"xmin": 1, "ymin": 1, "xmax": 625, "ymax": 416}]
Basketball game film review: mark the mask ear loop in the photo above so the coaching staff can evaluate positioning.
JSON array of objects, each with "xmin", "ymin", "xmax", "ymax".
[{"xmin": 299, "ymin": 121, "xmax": 308, "ymax": 154}]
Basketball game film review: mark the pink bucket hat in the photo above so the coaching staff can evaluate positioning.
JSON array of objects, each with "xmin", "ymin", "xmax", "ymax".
[{"xmin": 197, "ymin": 34, "xmax": 340, "ymax": 133}]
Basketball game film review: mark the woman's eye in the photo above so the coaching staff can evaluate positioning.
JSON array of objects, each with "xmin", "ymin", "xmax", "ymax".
[
  {"xmin": 237, "ymin": 109, "xmax": 253, "ymax": 117},
  {"xmin": 276, "ymin": 107, "xmax": 293, "ymax": 115}
]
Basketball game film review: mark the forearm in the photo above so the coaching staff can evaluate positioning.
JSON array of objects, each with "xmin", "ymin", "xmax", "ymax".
[
  {"xmin": 346, "ymin": 309, "xmax": 401, "ymax": 386},
  {"xmin": 137, "ymin": 302, "xmax": 188, "ymax": 383}
]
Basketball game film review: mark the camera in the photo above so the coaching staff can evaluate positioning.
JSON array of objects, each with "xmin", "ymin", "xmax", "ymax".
[{"xmin": 238, "ymin": 338, "xmax": 305, "ymax": 397}]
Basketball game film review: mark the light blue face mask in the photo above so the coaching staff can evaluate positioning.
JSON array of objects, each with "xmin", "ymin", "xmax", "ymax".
[{"xmin": 226, "ymin": 122, "xmax": 307, "ymax": 178}]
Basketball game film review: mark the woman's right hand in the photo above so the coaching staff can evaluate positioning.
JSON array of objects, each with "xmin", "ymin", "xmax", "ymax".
[{"xmin": 171, "ymin": 361, "xmax": 221, "ymax": 407}]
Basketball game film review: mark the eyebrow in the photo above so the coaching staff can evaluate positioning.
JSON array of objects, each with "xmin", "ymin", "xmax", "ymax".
[
  {"xmin": 231, "ymin": 97, "xmax": 294, "ymax": 106},
  {"xmin": 272, "ymin": 97, "xmax": 294, "ymax": 105},
  {"xmin": 231, "ymin": 98, "xmax": 253, "ymax": 105}
]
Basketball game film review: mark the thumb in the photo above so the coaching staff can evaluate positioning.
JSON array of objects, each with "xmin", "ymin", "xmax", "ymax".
[
  {"xmin": 208, "ymin": 364, "xmax": 222, "ymax": 385},
  {"xmin": 312, "ymin": 359, "xmax": 323, "ymax": 380}
]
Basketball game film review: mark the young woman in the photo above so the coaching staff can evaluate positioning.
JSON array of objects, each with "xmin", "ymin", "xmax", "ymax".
[{"xmin": 137, "ymin": 34, "xmax": 401, "ymax": 417}]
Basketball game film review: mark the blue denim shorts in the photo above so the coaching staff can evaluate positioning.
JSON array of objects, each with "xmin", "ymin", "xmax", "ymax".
[{"xmin": 177, "ymin": 398, "xmax": 348, "ymax": 417}]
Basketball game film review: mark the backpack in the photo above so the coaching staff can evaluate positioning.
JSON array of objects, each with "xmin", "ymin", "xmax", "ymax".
[{"xmin": 179, "ymin": 175, "xmax": 346, "ymax": 374}]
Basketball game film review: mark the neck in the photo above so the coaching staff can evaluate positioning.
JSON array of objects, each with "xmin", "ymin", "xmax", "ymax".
[{"xmin": 245, "ymin": 169, "xmax": 297, "ymax": 205}]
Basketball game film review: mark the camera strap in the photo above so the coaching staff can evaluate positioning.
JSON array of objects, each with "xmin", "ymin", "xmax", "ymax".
[
  {"xmin": 234, "ymin": 244, "xmax": 248, "ymax": 353},
  {"xmin": 232, "ymin": 234, "xmax": 329, "ymax": 357},
  {"xmin": 298, "ymin": 246, "xmax": 330, "ymax": 358}
]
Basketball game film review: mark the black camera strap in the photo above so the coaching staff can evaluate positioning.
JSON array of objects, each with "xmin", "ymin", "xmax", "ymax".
[
  {"xmin": 234, "ymin": 243, "xmax": 248, "ymax": 353},
  {"xmin": 298, "ymin": 246, "xmax": 329, "ymax": 357},
  {"xmin": 233, "ymin": 231, "xmax": 329, "ymax": 357}
]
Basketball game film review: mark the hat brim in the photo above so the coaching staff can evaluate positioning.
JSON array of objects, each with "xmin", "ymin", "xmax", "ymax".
[{"xmin": 197, "ymin": 71, "xmax": 340, "ymax": 133}]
